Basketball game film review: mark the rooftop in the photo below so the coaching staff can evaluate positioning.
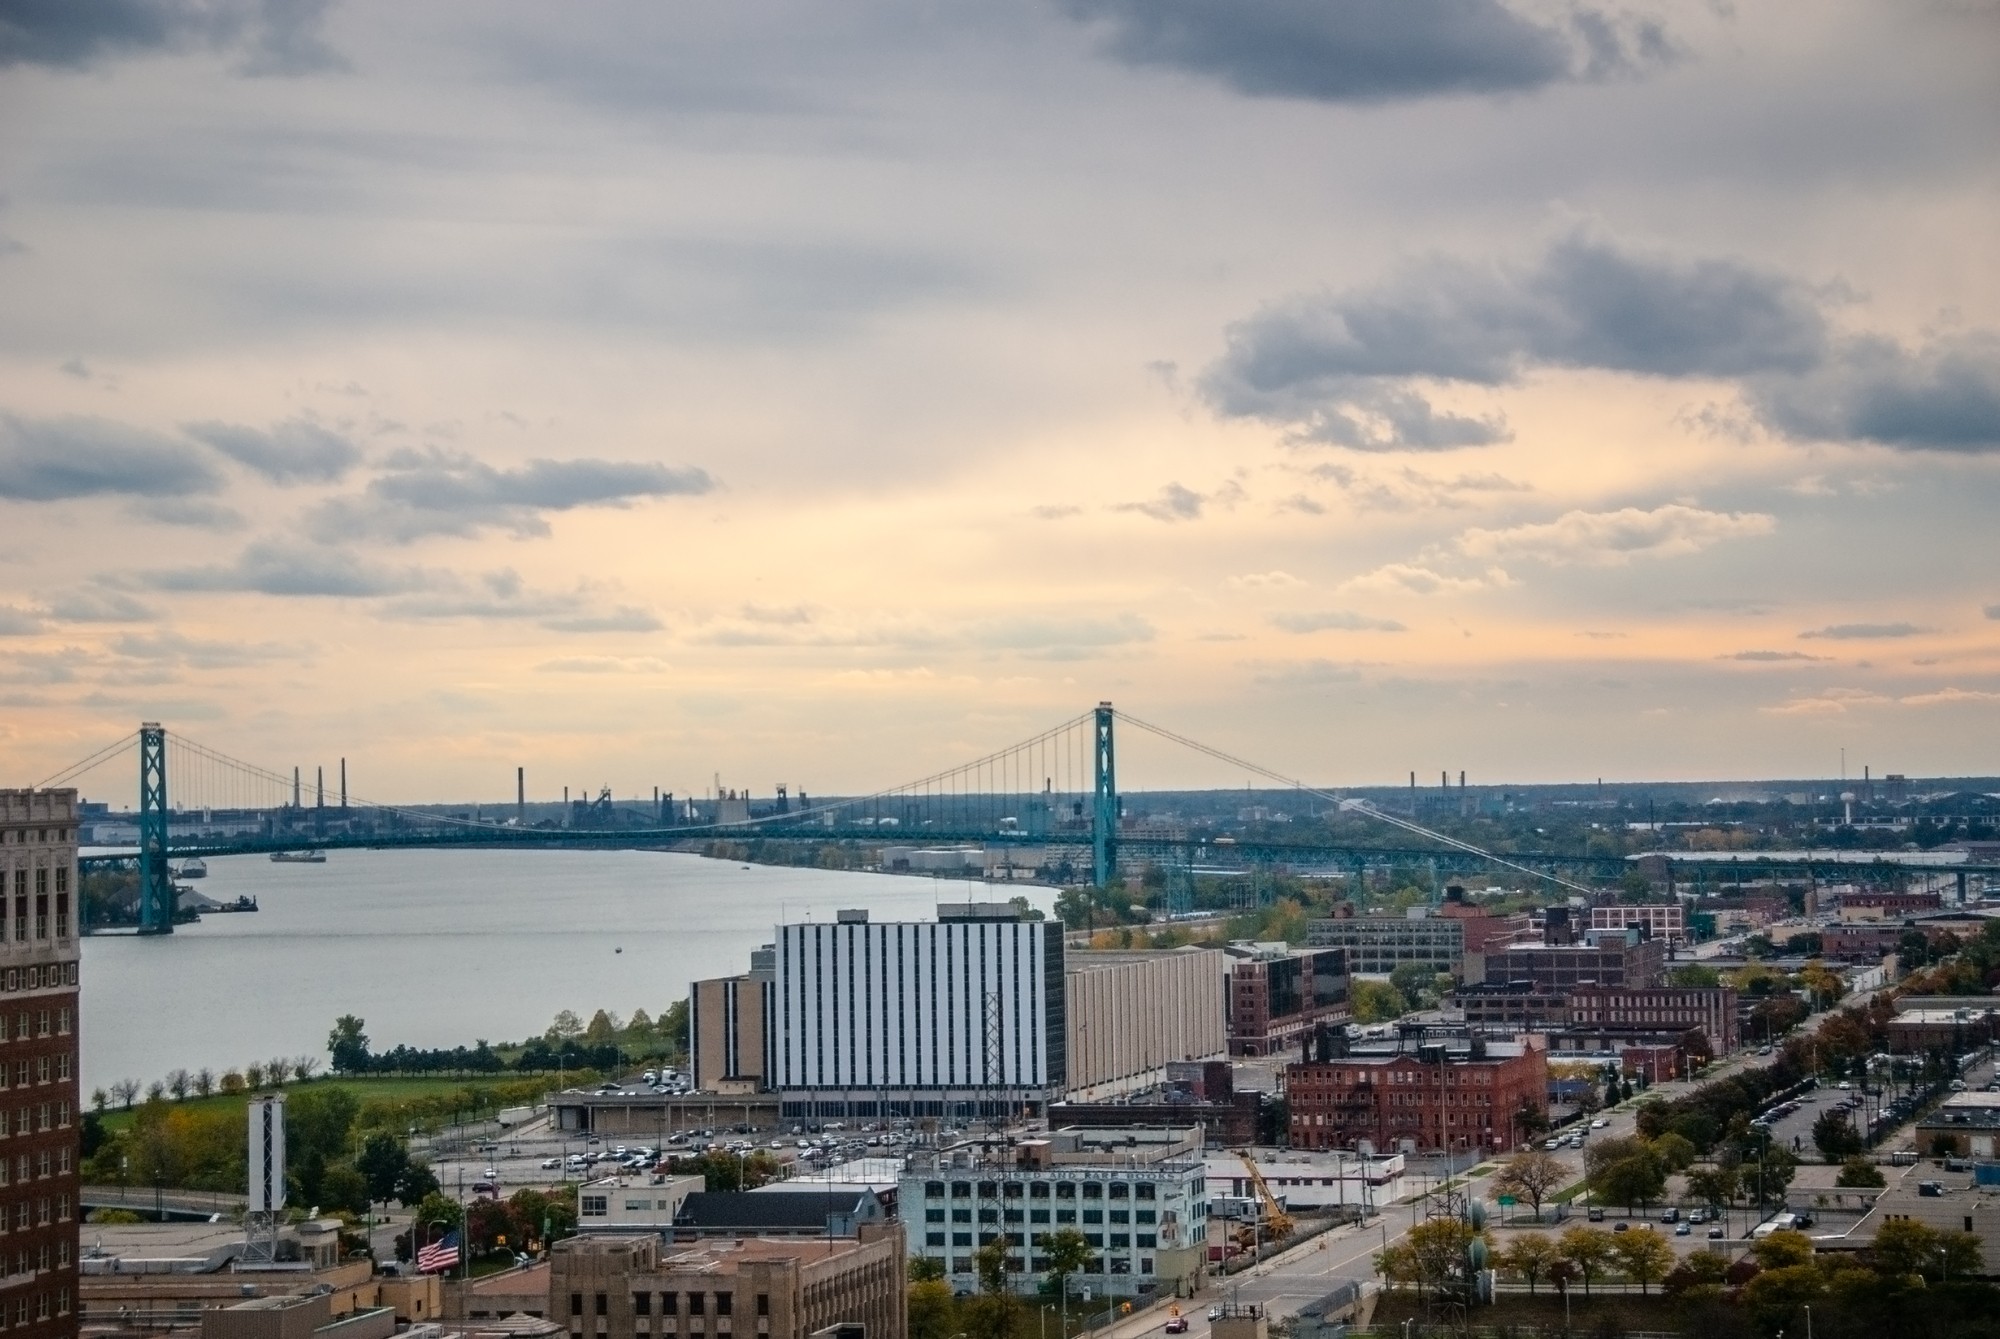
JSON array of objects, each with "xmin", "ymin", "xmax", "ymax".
[{"xmin": 674, "ymin": 1191, "xmax": 873, "ymax": 1231}]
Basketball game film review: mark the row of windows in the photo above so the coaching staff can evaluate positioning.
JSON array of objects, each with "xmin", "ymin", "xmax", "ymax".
[
  {"xmin": 0, "ymin": 1288, "xmax": 69, "ymax": 1325},
  {"xmin": 0, "ymin": 831, "xmax": 71, "ymax": 846},
  {"xmin": 0, "ymin": 1058, "xmax": 71, "ymax": 1090},
  {"xmin": 0, "ymin": 1106, "xmax": 70, "ymax": 1145},
  {"xmin": 932, "ymin": 1250, "xmax": 1156, "ymax": 1277},
  {"xmin": 570, "ymin": 1292, "xmax": 767, "ymax": 1318},
  {"xmin": 0, "ymin": 1196, "xmax": 70, "ymax": 1228},
  {"xmin": 0, "ymin": 1012, "xmax": 69, "ymax": 1043},
  {"xmin": 925, "ymin": 1230, "xmax": 1160, "ymax": 1251},
  {"xmin": 0, "ymin": 1241, "xmax": 68, "ymax": 1274},
  {"xmin": 926, "ymin": 1206, "xmax": 1157, "ymax": 1225},
  {"xmin": 925, "ymin": 1180, "xmax": 1159, "ymax": 1200},
  {"xmin": 0, "ymin": 968, "xmax": 73, "ymax": 995}
]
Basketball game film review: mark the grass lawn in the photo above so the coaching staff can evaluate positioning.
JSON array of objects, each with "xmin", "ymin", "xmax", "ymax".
[
  {"xmin": 1551, "ymin": 1179, "xmax": 1591, "ymax": 1203},
  {"xmin": 94, "ymin": 1075, "xmax": 547, "ymax": 1134}
]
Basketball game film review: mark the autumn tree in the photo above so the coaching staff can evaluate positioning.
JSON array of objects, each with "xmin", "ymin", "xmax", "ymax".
[
  {"xmin": 1493, "ymin": 1149, "xmax": 1566, "ymax": 1219},
  {"xmin": 1557, "ymin": 1226, "xmax": 1614, "ymax": 1298},
  {"xmin": 1495, "ymin": 1232, "xmax": 1559, "ymax": 1295},
  {"xmin": 1835, "ymin": 1156, "xmax": 1884, "ymax": 1188},
  {"xmin": 1611, "ymin": 1228, "xmax": 1674, "ymax": 1295}
]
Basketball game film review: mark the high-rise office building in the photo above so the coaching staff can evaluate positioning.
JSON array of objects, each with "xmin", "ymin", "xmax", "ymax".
[{"xmin": 0, "ymin": 789, "xmax": 80, "ymax": 1339}]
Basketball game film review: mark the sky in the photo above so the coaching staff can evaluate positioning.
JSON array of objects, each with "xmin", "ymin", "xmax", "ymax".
[{"xmin": 1, "ymin": 0, "xmax": 1997, "ymax": 805}]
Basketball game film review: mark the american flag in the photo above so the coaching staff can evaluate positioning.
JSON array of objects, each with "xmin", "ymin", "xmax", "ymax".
[{"xmin": 416, "ymin": 1231, "xmax": 460, "ymax": 1273}]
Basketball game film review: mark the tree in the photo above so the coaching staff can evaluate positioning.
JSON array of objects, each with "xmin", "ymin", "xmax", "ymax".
[
  {"xmin": 1557, "ymin": 1226, "xmax": 1614, "ymax": 1297},
  {"xmin": 1671, "ymin": 964, "xmax": 1722, "ymax": 988},
  {"xmin": 166, "ymin": 1069, "xmax": 191, "ymax": 1101},
  {"xmin": 908, "ymin": 1256, "xmax": 946, "ymax": 1283},
  {"xmin": 547, "ymin": 1010, "xmax": 584, "ymax": 1042},
  {"xmin": 1405, "ymin": 1218, "xmax": 1481, "ymax": 1298},
  {"xmin": 1650, "ymin": 1131, "xmax": 1698, "ymax": 1173},
  {"xmin": 1686, "ymin": 1165, "xmax": 1739, "ymax": 1216},
  {"xmin": 1750, "ymin": 1229, "xmax": 1814, "ymax": 1271},
  {"xmin": 584, "ymin": 1010, "xmax": 619, "ymax": 1046},
  {"xmin": 266, "ymin": 1057, "xmax": 290, "ymax": 1088},
  {"xmin": 328, "ymin": 1015, "xmax": 371, "ymax": 1074},
  {"xmin": 1348, "ymin": 979, "xmax": 1408, "ymax": 1024},
  {"xmin": 658, "ymin": 999, "xmax": 690, "ymax": 1063},
  {"xmin": 357, "ymin": 1132, "xmax": 414, "ymax": 1206},
  {"xmin": 90, "ymin": 1088, "xmax": 108, "ymax": 1112},
  {"xmin": 1611, "ymin": 1228, "xmax": 1674, "ymax": 1295},
  {"xmin": 1389, "ymin": 962, "xmax": 1438, "ymax": 1006},
  {"xmin": 1663, "ymin": 1249, "xmax": 1731, "ymax": 1296},
  {"xmin": 1586, "ymin": 1138, "xmax": 1665, "ymax": 1212},
  {"xmin": 1812, "ymin": 1109, "xmax": 1864, "ymax": 1163},
  {"xmin": 627, "ymin": 1008, "xmax": 655, "ymax": 1040},
  {"xmin": 907, "ymin": 1280, "xmax": 958, "ymax": 1339},
  {"xmin": 1871, "ymin": 1218, "xmax": 1983, "ymax": 1281},
  {"xmin": 1495, "ymin": 1232, "xmax": 1559, "ymax": 1295},
  {"xmin": 194, "ymin": 1069, "xmax": 215, "ymax": 1098},
  {"xmin": 243, "ymin": 1062, "xmax": 265, "ymax": 1089},
  {"xmin": 294, "ymin": 1056, "xmax": 320, "ymax": 1082},
  {"xmin": 320, "ymin": 1165, "xmax": 371, "ymax": 1216},
  {"xmin": 1835, "ymin": 1156, "xmax": 1885, "ymax": 1188},
  {"xmin": 1041, "ymin": 1227, "xmax": 1092, "ymax": 1301},
  {"xmin": 1493, "ymin": 1150, "xmax": 1566, "ymax": 1219},
  {"xmin": 1375, "ymin": 1241, "xmax": 1418, "ymax": 1291},
  {"xmin": 1748, "ymin": 1143, "xmax": 1798, "ymax": 1205}
]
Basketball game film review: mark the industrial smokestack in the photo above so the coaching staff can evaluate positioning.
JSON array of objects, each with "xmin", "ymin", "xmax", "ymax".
[
  {"xmin": 518, "ymin": 767, "xmax": 526, "ymax": 819},
  {"xmin": 340, "ymin": 758, "xmax": 347, "ymax": 810},
  {"xmin": 292, "ymin": 767, "xmax": 301, "ymax": 808}
]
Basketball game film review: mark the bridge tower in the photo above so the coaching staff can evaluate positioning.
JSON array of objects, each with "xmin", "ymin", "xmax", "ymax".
[
  {"xmin": 137, "ymin": 722, "xmax": 175, "ymax": 935},
  {"xmin": 1091, "ymin": 702, "xmax": 1118, "ymax": 888}
]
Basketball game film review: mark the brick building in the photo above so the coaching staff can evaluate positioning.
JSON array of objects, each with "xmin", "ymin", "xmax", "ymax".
[
  {"xmin": 1838, "ymin": 891, "xmax": 1943, "ymax": 922},
  {"xmin": 1223, "ymin": 944, "xmax": 1348, "ymax": 1057},
  {"xmin": 549, "ymin": 1228, "xmax": 905, "ymax": 1339},
  {"xmin": 1464, "ymin": 929, "xmax": 1666, "ymax": 991},
  {"xmin": 1434, "ymin": 888, "xmax": 1531, "ymax": 954},
  {"xmin": 0, "ymin": 789, "xmax": 79, "ymax": 1339},
  {"xmin": 1449, "ymin": 982, "xmax": 1566, "ymax": 1031},
  {"xmin": 1286, "ymin": 1032, "xmax": 1548, "ymax": 1156},
  {"xmin": 1564, "ymin": 985, "xmax": 1738, "ymax": 1055}
]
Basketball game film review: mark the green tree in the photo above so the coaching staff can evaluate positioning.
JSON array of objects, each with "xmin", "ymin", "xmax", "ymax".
[
  {"xmin": 1872, "ymin": 1218, "xmax": 1983, "ymax": 1281},
  {"xmin": 1493, "ymin": 1150, "xmax": 1565, "ymax": 1219},
  {"xmin": 1812, "ymin": 1109, "xmax": 1864, "ymax": 1162},
  {"xmin": 1495, "ymin": 1232, "xmax": 1559, "ymax": 1295},
  {"xmin": 1670, "ymin": 964, "xmax": 1722, "ymax": 988},
  {"xmin": 1611, "ymin": 1228, "xmax": 1674, "ymax": 1295},
  {"xmin": 357, "ymin": 1132, "xmax": 413, "ymax": 1206},
  {"xmin": 583, "ymin": 1010, "xmax": 619, "ymax": 1046},
  {"xmin": 1348, "ymin": 979, "xmax": 1408, "ymax": 1024},
  {"xmin": 1557, "ymin": 1226, "xmax": 1614, "ymax": 1298},
  {"xmin": 659, "ymin": 999, "xmax": 690, "ymax": 1063},
  {"xmin": 1686, "ymin": 1165, "xmax": 1739, "ymax": 1216},
  {"xmin": 1405, "ymin": 1218, "xmax": 1481, "ymax": 1298},
  {"xmin": 1041, "ymin": 1227, "xmax": 1092, "ymax": 1302},
  {"xmin": 1835, "ymin": 1156, "xmax": 1885, "ymax": 1188},
  {"xmin": 546, "ymin": 1010, "xmax": 583, "ymax": 1042},
  {"xmin": 1650, "ymin": 1131, "xmax": 1698, "ymax": 1173},
  {"xmin": 1586, "ymin": 1138, "xmax": 1665, "ymax": 1212},
  {"xmin": 320, "ymin": 1164, "xmax": 371, "ymax": 1216},
  {"xmin": 327, "ymin": 1015, "xmax": 371, "ymax": 1073},
  {"xmin": 908, "ymin": 1256, "xmax": 946, "ymax": 1283},
  {"xmin": 1389, "ymin": 962, "xmax": 1438, "ymax": 1006},
  {"xmin": 907, "ymin": 1280, "xmax": 958, "ymax": 1339}
]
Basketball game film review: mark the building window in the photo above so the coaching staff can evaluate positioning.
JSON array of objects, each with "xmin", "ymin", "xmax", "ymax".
[
  {"xmin": 927, "ymin": 1232, "xmax": 945, "ymax": 1246},
  {"xmin": 634, "ymin": 1294, "xmax": 651, "ymax": 1316},
  {"xmin": 756, "ymin": 1295, "xmax": 769, "ymax": 1318},
  {"xmin": 663, "ymin": 1294, "xmax": 679, "ymax": 1315},
  {"xmin": 715, "ymin": 1294, "xmax": 731, "ymax": 1317},
  {"xmin": 595, "ymin": 1295, "xmax": 607, "ymax": 1317},
  {"xmin": 570, "ymin": 1295, "xmax": 583, "ymax": 1317},
  {"xmin": 1055, "ymin": 1183, "xmax": 1075, "ymax": 1199},
  {"xmin": 952, "ymin": 1233, "xmax": 971, "ymax": 1247},
  {"xmin": 689, "ymin": 1294, "xmax": 705, "ymax": 1316}
]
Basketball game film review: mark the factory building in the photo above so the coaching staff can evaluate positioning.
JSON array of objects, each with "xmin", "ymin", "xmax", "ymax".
[
  {"xmin": 1303, "ymin": 911, "xmax": 1465, "ymax": 976},
  {"xmin": 1286, "ymin": 1027, "xmax": 1548, "ymax": 1156}
]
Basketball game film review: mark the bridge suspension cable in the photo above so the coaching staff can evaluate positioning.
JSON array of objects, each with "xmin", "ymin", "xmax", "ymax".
[
  {"xmin": 1116, "ymin": 710, "xmax": 1595, "ymax": 896},
  {"xmin": 35, "ymin": 731, "xmax": 138, "ymax": 790}
]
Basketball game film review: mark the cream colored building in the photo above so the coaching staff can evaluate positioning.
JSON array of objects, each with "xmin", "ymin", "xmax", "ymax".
[{"xmin": 1065, "ymin": 948, "xmax": 1226, "ymax": 1101}]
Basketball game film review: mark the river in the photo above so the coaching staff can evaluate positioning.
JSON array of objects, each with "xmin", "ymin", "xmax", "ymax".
[{"xmin": 80, "ymin": 848, "xmax": 1051, "ymax": 1093}]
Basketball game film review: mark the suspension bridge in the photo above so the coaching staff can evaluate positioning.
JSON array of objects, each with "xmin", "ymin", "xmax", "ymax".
[{"xmin": 37, "ymin": 703, "xmax": 1992, "ymax": 935}]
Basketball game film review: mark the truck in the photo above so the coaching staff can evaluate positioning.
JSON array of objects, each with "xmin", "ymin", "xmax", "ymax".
[{"xmin": 497, "ymin": 1105, "xmax": 535, "ymax": 1127}]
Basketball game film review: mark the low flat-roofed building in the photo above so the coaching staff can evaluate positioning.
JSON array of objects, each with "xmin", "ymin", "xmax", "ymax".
[
  {"xmin": 1838, "ymin": 891, "xmax": 1944, "ymax": 922},
  {"xmin": 1915, "ymin": 1092, "xmax": 2000, "ymax": 1158},
  {"xmin": 1828, "ymin": 1174, "xmax": 2000, "ymax": 1275},
  {"xmin": 1465, "ymin": 930, "xmax": 1667, "ymax": 991},
  {"xmin": 1587, "ymin": 903, "xmax": 1686, "ymax": 944},
  {"xmin": 1885, "ymin": 1000, "xmax": 2000, "ymax": 1053},
  {"xmin": 1067, "ymin": 947, "xmax": 1228, "ymax": 1098},
  {"xmin": 671, "ymin": 1191, "xmax": 885, "ymax": 1240},
  {"xmin": 1449, "ymin": 981, "xmax": 1566, "ymax": 1031},
  {"xmin": 577, "ymin": 1176, "xmax": 706, "ymax": 1236},
  {"xmin": 1203, "ymin": 1150, "xmax": 1406, "ymax": 1214},
  {"xmin": 548, "ymin": 1226, "xmax": 906, "ymax": 1339}
]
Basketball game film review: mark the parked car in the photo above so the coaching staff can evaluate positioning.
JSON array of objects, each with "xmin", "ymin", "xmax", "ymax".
[
  {"xmin": 1590, "ymin": 1118, "xmax": 1609, "ymax": 1129},
  {"xmin": 1613, "ymin": 1222, "xmax": 1631, "ymax": 1233},
  {"xmin": 540, "ymin": 1157, "xmax": 561, "ymax": 1170},
  {"xmin": 1675, "ymin": 1223, "xmax": 1691, "ymax": 1236},
  {"xmin": 1165, "ymin": 1321, "xmax": 1189, "ymax": 1335},
  {"xmin": 1587, "ymin": 1207, "xmax": 1605, "ymax": 1222},
  {"xmin": 1660, "ymin": 1208, "xmax": 1680, "ymax": 1223},
  {"xmin": 1708, "ymin": 1226, "xmax": 1726, "ymax": 1239},
  {"xmin": 1544, "ymin": 1138, "xmax": 1563, "ymax": 1151}
]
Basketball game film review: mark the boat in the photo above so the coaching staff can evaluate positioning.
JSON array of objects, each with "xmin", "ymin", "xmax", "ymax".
[
  {"xmin": 177, "ymin": 858, "xmax": 208, "ymax": 879},
  {"xmin": 269, "ymin": 851, "xmax": 327, "ymax": 864},
  {"xmin": 212, "ymin": 895, "xmax": 259, "ymax": 913}
]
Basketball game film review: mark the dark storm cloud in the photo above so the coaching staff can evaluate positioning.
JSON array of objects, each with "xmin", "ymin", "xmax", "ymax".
[
  {"xmin": 0, "ymin": 412, "xmax": 223, "ymax": 500},
  {"xmin": 183, "ymin": 417, "xmax": 362, "ymax": 484},
  {"xmin": 142, "ymin": 539, "xmax": 427, "ymax": 598},
  {"xmin": 1059, "ymin": 0, "xmax": 1671, "ymax": 104},
  {"xmin": 1204, "ymin": 231, "xmax": 2000, "ymax": 452},
  {"xmin": 0, "ymin": 0, "xmax": 344, "ymax": 74},
  {"xmin": 306, "ymin": 449, "xmax": 715, "ymax": 544},
  {"xmin": 1750, "ymin": 334, "xmax": 2000, "ymax": 453}
]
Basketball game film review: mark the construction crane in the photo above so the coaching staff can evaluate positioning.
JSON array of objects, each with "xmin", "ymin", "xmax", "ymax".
[{"xmin": 1237, "ymin": 1153, "xmax": 1295, "ymax": 1242}]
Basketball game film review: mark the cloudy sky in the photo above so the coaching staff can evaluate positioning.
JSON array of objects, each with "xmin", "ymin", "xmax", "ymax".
[{"xmin": 2, "ymin": 0, "xmax": 1997, "ymax": 803}]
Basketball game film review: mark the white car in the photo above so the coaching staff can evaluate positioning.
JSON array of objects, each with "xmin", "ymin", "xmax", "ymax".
[
  {"xmin": 1590, "ymin": 1118, "xmax": 1609, "ymax": 1129},
  {"xmin": 540, "ymin": 1157, "xmax": 561, "ymax": 1170}
]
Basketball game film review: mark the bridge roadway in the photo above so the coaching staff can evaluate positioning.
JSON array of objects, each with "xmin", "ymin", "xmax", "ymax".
[
  {"xmin": 80, "ymin": 824, "xmax": 1998, "ymax": 888},
  {"xmin": 82, "ymin": 1184, "xmax": 243, "ymax": 1222}
]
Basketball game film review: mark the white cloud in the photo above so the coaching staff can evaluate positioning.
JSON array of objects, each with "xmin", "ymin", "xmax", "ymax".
[
  {"xmin": 1341, "ymin": 563, "xmax": 1513, "ymax": 596},
  {"xmin": 1457, "ymin": 504, "xmax": 1774, "ymax": 566},
  {"xmin": 1226, "ymin": 571, "xmax": 1305, "ymax": 590}
]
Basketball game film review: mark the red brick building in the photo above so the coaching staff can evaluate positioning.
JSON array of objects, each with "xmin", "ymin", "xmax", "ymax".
[
  {"xmin": 0, "ymin": 789, "xmax": 79, "ymax": 1339},
  {"xmin": 1225, "ymin": 945, "xmax": 1348, "ymax": 1057},
  {"xmin": 1837, "ymin": 891, "xmax": 1943, "ymax": 922},
  {"xmin": 1286, "ymin": 1035, "xmax": 1547, "ymax": 1156},
  {"xmin": 1565, "ymin": 985, "xmax": 1739, "ymax": 1055}
]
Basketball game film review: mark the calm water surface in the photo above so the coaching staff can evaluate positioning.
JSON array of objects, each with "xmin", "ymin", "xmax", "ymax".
[{"xmin": 80, "ymin": 849, "xmax": 1048, "ymax": 1092}]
